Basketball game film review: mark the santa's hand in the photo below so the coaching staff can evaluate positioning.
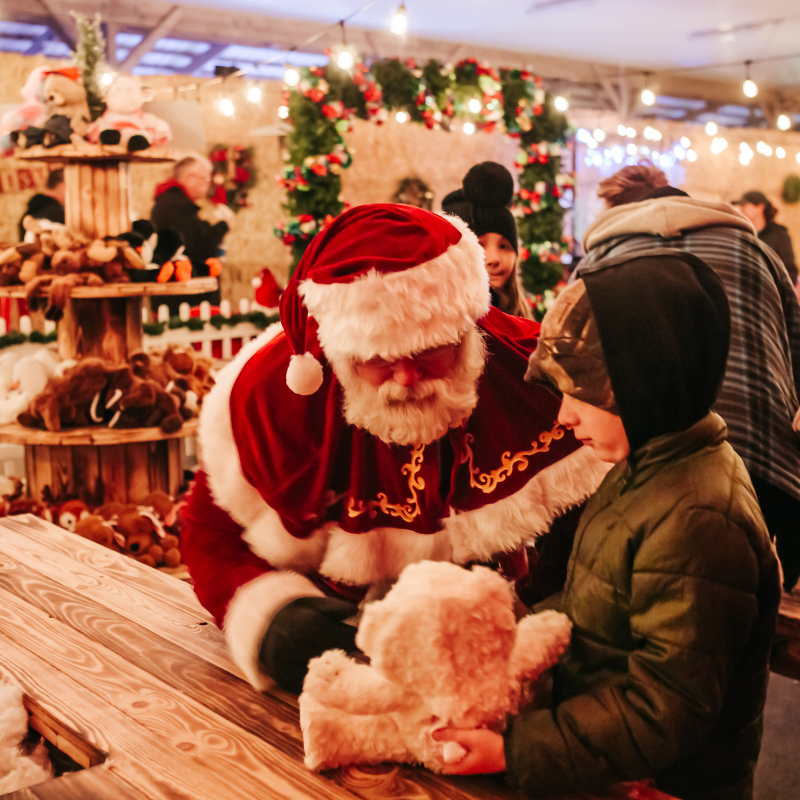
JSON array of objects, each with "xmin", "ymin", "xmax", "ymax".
[
  {"xmin": 432, "ymin": 728, "xmax": 506, "ymax": 775},
  {"xmin": 259, "ymin": 596, "xmax": 359, "ymax": 694}
]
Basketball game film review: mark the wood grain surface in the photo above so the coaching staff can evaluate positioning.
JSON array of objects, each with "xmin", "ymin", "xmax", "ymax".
[
  {"xmin": 0, "ymin": 418, "xmax": 198, "ymax": 446},
  {"xmin": 0, "ymin": 517, "xmax": 677, "ymax": 800},
  {"xmin": 0, "ymin": 279, "xmax": 218, "ymax": 300}
]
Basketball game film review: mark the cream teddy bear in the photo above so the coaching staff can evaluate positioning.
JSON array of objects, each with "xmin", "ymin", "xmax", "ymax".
[{"xmin": 299, "ymin": 560, "xmax": 571, "ymax": 772}]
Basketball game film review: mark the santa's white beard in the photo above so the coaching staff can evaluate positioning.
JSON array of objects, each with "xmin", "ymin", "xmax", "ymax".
[{"xmin": 332, "ymin": 327, "xmax": 487, "ymax": 447}]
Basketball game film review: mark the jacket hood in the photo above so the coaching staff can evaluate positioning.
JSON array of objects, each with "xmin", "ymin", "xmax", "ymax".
[
  {"xmin": 581, "ymin": 250, "xmax": 731, "ymax": 453},
  {"xmin": 583, "ymin": 195, "xmax": 755, "ymax": 252}
]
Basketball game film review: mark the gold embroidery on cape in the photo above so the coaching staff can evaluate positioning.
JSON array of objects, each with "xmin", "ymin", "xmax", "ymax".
[
  {"xmin": 463, "ymin": 422, "xmax": 565, "ymax": 494},
  {"xmin": 347, "ymin": 443, "xmax": 426, "ymax": 523}
]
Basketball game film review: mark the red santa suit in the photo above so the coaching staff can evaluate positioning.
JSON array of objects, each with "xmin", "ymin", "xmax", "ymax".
[{"xmin": 182, "ymin": 204, "xmax": 608, "ymax": 690}]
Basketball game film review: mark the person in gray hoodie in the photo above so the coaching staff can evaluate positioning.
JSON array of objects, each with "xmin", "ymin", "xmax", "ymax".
[{"xmin": 574, "ymin": 165, "xmax": 800, "ymax": 592}]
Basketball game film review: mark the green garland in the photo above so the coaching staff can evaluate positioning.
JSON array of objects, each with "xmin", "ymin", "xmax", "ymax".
[
  {"xmin": 70, "ymin": 11, "xmax": 107, "ymax": 122},
  {"xmin": 275, "ymin": 55, "xmax": 572, "ymax": 293},
  {"xmin": 783, "ymin": 174, "xmax": 800, "ymax": 205},
  {"xmin": 143, "ymin": 311, "xmax": 279, "ymax": 337},
  {"xmin": 0, "ymin": 330, "xmax": 58, "ymax": 351}
]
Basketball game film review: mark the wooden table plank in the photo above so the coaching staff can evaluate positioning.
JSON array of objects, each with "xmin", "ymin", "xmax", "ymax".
[
  {"xmin": 0, "ymin": 766, "xmax": 153, "ymax": 800},
  {"xmin": 0, "ymin": 585, "xmax": 359, "ymax": 800},
  {"xmin": 0, "ymin": 522, "xmax": 240, "ymax": 679},
  {"xmin": 0, "ymin": 634, "xmax": 354, "ymax": 800},
  {"xmin": 0, "ymin": 554, "xmax": 304, "ymax": 745},
  {"xmin": 0, "ymin": 516, "xmax": 209, "ymax": 621}
]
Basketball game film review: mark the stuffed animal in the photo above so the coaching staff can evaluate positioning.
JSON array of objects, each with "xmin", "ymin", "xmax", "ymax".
[
  {"xmin": 13, "ymin": 68, "xmax": 91, "ymax": 148},
  {"xmin": 87, "ymin": 76, "xmax": 171, "ymax": 152},
  {"xmin": 0, "ymin": 346, "xmax": 60, "ymax": 426},
  {"xmin": 74, "ymin": 514, "xmax": 116, "ymax": 548},
  {"xmin": 0, "ymin": 66, "xmax": 49, "ymax": 144},
  {"xmin": 299, "ymin": 560, "xmax": 572, "ymax": 773},
  {"xmin": 0, "ymin": 680, "xmax": 52, "ymax": 795}
]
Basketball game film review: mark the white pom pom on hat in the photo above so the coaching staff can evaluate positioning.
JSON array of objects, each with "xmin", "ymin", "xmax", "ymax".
[{"xmin": 285, "ymin": 352, "xmax": 324, "ymax": 396}]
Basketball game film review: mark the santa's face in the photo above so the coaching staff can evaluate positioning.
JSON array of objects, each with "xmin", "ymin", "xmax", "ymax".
[{"xmin": 332, "ymin": 328, "xmax": 487, "ymax": 447}]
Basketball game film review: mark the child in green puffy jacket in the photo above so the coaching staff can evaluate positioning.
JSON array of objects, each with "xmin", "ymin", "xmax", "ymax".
[{"xmin": 435, "ymin": 252, "xmax": 781, "ymax": 800}]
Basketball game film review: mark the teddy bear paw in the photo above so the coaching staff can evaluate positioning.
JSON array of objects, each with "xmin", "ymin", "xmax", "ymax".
[
  {"xmin": 303, "ymin": 649, "xmax": 352, "ymax": 700},
  {"xmin": 441, "ymin": 741, "xmax": 467, "ymax": 764}
]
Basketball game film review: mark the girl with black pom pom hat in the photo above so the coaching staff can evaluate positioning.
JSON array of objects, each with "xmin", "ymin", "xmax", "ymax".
[{"xmin": 442, "ymin": 162, "xmax": 534, "ymax": 319}]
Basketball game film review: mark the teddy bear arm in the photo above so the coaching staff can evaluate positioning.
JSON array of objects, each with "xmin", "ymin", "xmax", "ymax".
[
  {"xmin": 512, "ymin": 610, "xmax": 573, "ymax": 683},
  {"xmin": 304, "ymin": 651, "xmax": 410, "ymax": 715}
]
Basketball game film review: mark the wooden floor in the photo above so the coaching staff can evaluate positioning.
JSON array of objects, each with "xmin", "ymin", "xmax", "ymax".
[{"xmin": 0, "ymin": 515, "xmax": 679, "ymax": 800}]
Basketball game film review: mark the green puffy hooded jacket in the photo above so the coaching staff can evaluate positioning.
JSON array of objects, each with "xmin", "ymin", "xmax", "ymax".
[{"xmin": 509, "ymin": 252, "xmax": 781, "ymax": 800}]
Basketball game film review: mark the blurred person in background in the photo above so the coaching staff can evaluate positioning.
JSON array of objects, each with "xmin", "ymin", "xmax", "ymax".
[
  {"xmin": 732, "ymin": 190, "xmax": 797, "ymax": 285},
  {"xmin": 18, "ymin": 168, "xmax": 64, "ymax": 240},
  {"xmin": 443, "ymin": 162, "xmax": 534, "ymax": 319},
  {"xmin": 574, "ymin": 164, "xmax": 800, "ymax": 592},
  {"xmin": 151, "ymin": 154, "xmax": 233, "ymax": 311}
]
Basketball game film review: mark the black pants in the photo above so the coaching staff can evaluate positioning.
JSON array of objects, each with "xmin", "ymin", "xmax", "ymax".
[{"xmin": 750, "ymin": 475, "xmax": 800, "ymax": 592}]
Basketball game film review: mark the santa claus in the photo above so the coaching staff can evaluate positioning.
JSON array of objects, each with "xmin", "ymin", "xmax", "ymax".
[{"xmin": 182, "ymin": 204, "xmax": 608, "ymax": 693}]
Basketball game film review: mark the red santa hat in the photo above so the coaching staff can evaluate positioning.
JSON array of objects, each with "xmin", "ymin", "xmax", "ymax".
[{"xmin": 280, "ymin": 203, "xmax": 490, "ymax": 395}]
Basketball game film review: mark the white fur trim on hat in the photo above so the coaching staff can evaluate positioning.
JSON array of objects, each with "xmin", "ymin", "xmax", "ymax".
[
  {"xmin": 286, "ymin": 352, "xmax": 324, "ymax": 395},
  {"xmin": 298, "ymin": 214, "xmax": 489, "ymax": 362},
  {"xmin": 223, "ymin": 570, "xmax": 324, "ymax": 690}
]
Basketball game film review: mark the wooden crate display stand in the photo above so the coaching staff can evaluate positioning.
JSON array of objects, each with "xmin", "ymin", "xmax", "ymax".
[{"xmin": 0, "ymin": 146, "xmax": 212, "ymax": 503}]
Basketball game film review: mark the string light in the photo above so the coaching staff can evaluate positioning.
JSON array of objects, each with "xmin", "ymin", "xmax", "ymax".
[
  {"xmin": 739, "ymin": 143, "xmax": 753, "ymax": 165},
  {"xmin": 710, "ymin": 137, "xmax": 728, "ymax": 154},
  {"xmin": 593, "ymin": 129, "xmax": 606, "ymax": 142},
  {"xmin": 681, "ymin": 136, "xmax": 691, "ymax": 148},
  {"xmin": 337, "ymin": 49, "xmax": 355, "ymax": 70},
  {"xmin": 219, "ymin": 98, "xmax": 235, "ymax": 116},
  {"xmin": 617, "ymin": 124, "xmax": 627, "ymax": 136},
  {"xmin": 396, "ymin": 110, "xmax": 409, "ymax": 123},
  {"xmin": 468, "ymin": 98, "xmax": 482, "ymax": 114},
  {"xmin": 626, "ymin": 143, "xmax": 637, "ymax": 155},
  {"xmin": 100, "ymin": 70, "xmax": 115, "ymax": 88},
  {"xmin": 277, "ymin": 105, "xmax": 289, "ymax": 119},
  {"xmin": 797, "ymin": 153, "xmax": 800, "ymax": 164},
  {"xmin": 463, "ymin": 121, "xmax": 476, "ymax": 135},
  {"xmin": 756, "ymin": 141, "xmax": 773, "ymax": 156},
  {"xmin": 705, "ymin": 121, "xmax": 718, "ymax": 136},
  {"xmin": 777, "ymin": 147, "xmax": 786, "ymax": 159},
  {"xmin": 687, "ymin": 149, "xmax": 697, "ymax": 162},
  {"xmin": 626, "ymin": 127, "xmax": 636, "ymax": 138},
  {"xmin": 777, "ymin": 114, "xmax": 791, "ymax": 131},
  {"xmin": 743, "ymin": 61, "xmax": 758, "ymax": 98},
  {"xmin": 554, "ymin": 95, "xmax": 569, "ymax": 112},
  {"xmin": 247, "ymin": 85, "xmax": 262, "ymax": 104},
  {"xmin": 390, "ymin": 3, "xmax": 407, "ymax": 35},
  {"xmin": 641, "ymin": 73, "xmax": 656, "ymax": 106},
  {"xmin": 284, "ymin": 66, "xmax": 300, "ymax": 87}
]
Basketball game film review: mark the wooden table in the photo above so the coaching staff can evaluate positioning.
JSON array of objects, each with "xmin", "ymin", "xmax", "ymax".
[{"xmin": 0, "ymin": 515, "xmax": 676, "ymax": 800}]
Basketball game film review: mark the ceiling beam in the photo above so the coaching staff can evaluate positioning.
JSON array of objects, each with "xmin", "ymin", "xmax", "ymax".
[
  {"xmin": 118, "ymin": 4, "xmax": 182, "ymax": 73},
  {"xmin": 32, "ymin": 0, "xmax": 75, "ymax": 50},
  {"xmin": 3, "ymin": 0, "xmax": 800, "ymax": 111}
]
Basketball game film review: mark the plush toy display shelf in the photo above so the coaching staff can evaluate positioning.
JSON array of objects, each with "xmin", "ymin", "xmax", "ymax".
[{"xmin": 0, "ymin": 147, "xmax": 203, "ymax": 505}]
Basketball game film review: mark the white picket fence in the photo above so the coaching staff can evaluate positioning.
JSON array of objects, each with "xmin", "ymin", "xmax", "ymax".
[{"xmin": 143, "ymin": 298, "xmax": 276, "ymax": 359}]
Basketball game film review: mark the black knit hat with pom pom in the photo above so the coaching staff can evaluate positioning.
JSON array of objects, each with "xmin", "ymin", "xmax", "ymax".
[{"xmin": 441, "ymin": 161, "xmax": 518, "ymax": 253}]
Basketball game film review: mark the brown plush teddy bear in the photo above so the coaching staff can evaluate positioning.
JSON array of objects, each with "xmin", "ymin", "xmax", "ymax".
[
  {"xmin": 41, "ymin": 68, "xmax": 91, "ymax": 146},
  {"xmin": 18, "ymin": 359, "xmax": 109, "ymax": 432},
  {"xmin": 74, "ymin": 514, "xmax": 116, "ymax": 548}
]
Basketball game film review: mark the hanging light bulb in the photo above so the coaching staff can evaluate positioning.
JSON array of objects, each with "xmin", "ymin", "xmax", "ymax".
[
  {"xmin": 776, "ymin": 147, "xmax": 786, "ymax": 159},
  {"xmin": 687, "ymin": 149, "xmax": 697, "ymax": 162},
  {"xmin": 626, "ymin": 127, "xmax": 636, "ymax": 138},
  {"xmin": 337, "ymin": 49, "xmax": 355, "ymax": 70},
  {"xmin": 705, "ymin": 121, "xmax": 718, "ymax": 136},
  {"xmin": 617, "ymin": 124, "xmax": 627, "ymax": 136},
  {"xmin": 742, "ymin": 61, "xmax": 758, "ymax": 98},
  {"xmin": 219, "ymin": 98, "xmax": 235, "ymax": 117},
  {"xmin": 395, "ymin": 110, "xmax": 409, "ymax": 123},
  {"xmin": 390, "ymin": 3, "xmax": 407, "ymax": 35},
  {"xmin": 626, "ymin": 143, "xmax": 637, "ymax": 156},
  {"xmin": 681, "ymin": 136, "xmax": 691, "ymax": 148},
  {"xmin": 593, "ymin": 128, "xmax": 606, "ymax": 142},
  {"xmin": 277, "ymin": 105, "xmax": 289, "ymax": 119},
  {"xmin": 463, "ymin": 122, "xmax": 476, "ymax": 135},
  {"xmin": 777, "ymin": 114, "xmax": 791, "ymax": 131},
  {"xmin": 554, "ymin": 95, "xmax": 569, "ymax": 112},
  {"xmin": 468, "ymin": 97, "xmax": 482, "ymax": 114},
  {"xmin": 247, "ymin": 85, "xmax": 262, "ymax": 104},
  {"xmin": 284, "ymin": 66, "xmax": 300, "ymax": 87}
]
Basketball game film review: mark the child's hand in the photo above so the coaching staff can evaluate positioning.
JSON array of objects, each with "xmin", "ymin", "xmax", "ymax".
[{"xmin": 432, "ymin": 728, "xmax": 507, "ymax": 774}]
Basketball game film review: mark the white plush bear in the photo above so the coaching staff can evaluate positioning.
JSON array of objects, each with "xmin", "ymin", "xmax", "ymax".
[{"xmin": 299, "ymin": 560, "xmax": 571, "ymax": 772}]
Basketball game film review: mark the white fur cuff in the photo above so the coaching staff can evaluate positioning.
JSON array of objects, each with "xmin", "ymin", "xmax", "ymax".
[{"xmin": 223, "ymin": 571, "xmax": 324, "ymax": 690}]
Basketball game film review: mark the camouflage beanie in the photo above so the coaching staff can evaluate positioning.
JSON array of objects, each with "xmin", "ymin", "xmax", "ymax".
[{"xmin": 524, "ymin": 280, "xmax": 617, "ymax": 414}]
